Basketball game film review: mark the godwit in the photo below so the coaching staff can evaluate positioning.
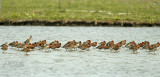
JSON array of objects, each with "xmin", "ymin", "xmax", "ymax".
[
  {"xmin": 129, "ymin": 44, "xmax": 140, "ymax": 54},
  {"xmin": 91, "ymin": 42, "xmax": 97, "ymax": 47},
  {"xmin": 51, "ymin": 40, "xmax": 59, "ymax": 45},
  {"xmin": 9, "ymin": 41, "xmax": 15, "ymax": 46},
  {"xmin": 50, "ymin": 42, "xmax": 61, "ymax": 50},
  {"xmin": 63, "ymin": 42, "xmax": 72, "ymax": 51},
  {"xmin": 125, "ymin": 41, "xmax": 136, "ymax": 49},
  {"xmin": 83, "ymin": 40, "xmax": 91, "ymax": 46},
  {"xmin": 70, "ymin": 40, "xmax": 76, "ymax": 45},
  {"xmin": 22, "ymin": 46, "xmax": 30, "ymax": 55},
  {"xmin": 152, "ymin": 42, "xmax": 160, "ymax": 47},
  {"xmin": 69, "ymin": 44, "xmax": 76, "ymax": 51},
  {"xmin": 121, "ymin": 40, "xmax": 126, "ymax": 45},
  {"xmin": 29, "ymin": 42, "xmax": 37, "ymax": 50},
  {"xmin": 42, "ymin": 44, "xmax": 49, "ymax": 52},
  {"xmin": 79, "ymin": 44, "xmax": 87, "ymax": 51},
  {"xmin": 143, "ymin": 41, "xmax": 150, "ymax": 49},
  {"xmin": 1, "ymin": 42, "xmax": 8, "ymax": 53},
  {"xmin": 107, "ymin": 41, "xmax": 114, "ymax": 49},
  {"xmin": 32, "ymin": 42, "xmax": 37, "ymax": 47},
  {"xmin": 82, "ymin": 41, "xmax": 91, "ymax": 50},
  {"xmin": 75, "ymin": 41, "xmax": 81, "ymax": 50},
  {"xmin": 113, "ymin": 45, "xmax": 120, "ymax": 53},
  {"xmin": 96, "ymin": 44, "xmax": 105, "ymax": 49},
  {"xmin": 29, "ymin": 43, "xmax": 36, "ymax": 50},
  {"xmin": 56, "ymin": 43, "xmax": 61, "ymax": 48},
  {"xmin": 116, "ymin": 42, "xmax": 122, "ymax": 47},
  {"xmin": 110, "ymin": 42, "xmax": 122, "ymax": 53},
  {"xmin": 17, "ymin": 43, "xmax": 23, "ymax": 50},
  {"xmin": 1, "ymin": 42, "xmax": 8, "ymax": 47},
  {"xmin": 24, "ymin": 35, "xmax": 32, "ymax": 44},
  {"xmin": 103, "ymin": 44, "xmax": 109, "ymax": 49},
  {"xmin": 38, "ymin": 41, "xmax": 45, "ymax": 49},
  {"xmin": 99, "ymin": 41, "xmax": 106, "ymax": 45},
  {"xmin": 22, "ymin": 43, "xmax": 28, "ymax": 49},
  {"xmin": 139, "ymin": 42, "xmax": 145, "ymax": 48},
  {"xmin": 149, "ymin": 45, "xmax": 158, "ymax": 55},
  {"xmin": 42, "ymin": 40, "xmax": 47, "ymax": 45},
  {"xmin": 49, "ymin": 43, "xmax": 52, "ymax": 48},
  {"xmin": 149, "ymin": 45, "xmax": 157, "ymax": 55},
  {"xmin": 51, "ymin": 44, "xmax": 57, "ymax": 49}
]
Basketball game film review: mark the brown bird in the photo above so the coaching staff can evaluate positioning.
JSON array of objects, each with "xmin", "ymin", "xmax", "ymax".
[
  {"xmin": 149, "ymin": 45, "xmax": 157, "ymax": 55},
  {"xmin": 1, "ymin": 42, "xmax": 8, "ymax": 47},
  {"xmin": 139, "ymin": 42, "xmax": 145, "ymax": 48},
  {"xmin": 143, "ymin": 41, "xmax": 150, "ymax": 49},
  {"xmin": 42, "ymin": 44, "xmax": 49, "ymax": 52},
  {"xmin": 22, "ymin": 46, "xmax": 30, "ymax": 55},
  {"xmin": 99, "ymin": 41, "xmax": 106, "ymax": 45},
  {"xmin": 79, "ymin": 44, "xmax": 87, "ymax": 51},
  {"xmin": 91, "ymin": 42, "xmax": 97, "ymax": 47},
  {"xmin": 63, "ymin": 42, "xmax": 72, "ymax": 51},
  {"xmin": 69, "ymin": 44, "xmax": 76, "ymax": 51},
  {"xmin": 121, "ymin": 40, "xmax": 126, "ymax": 45},
  {"xmin": 9, "ymin": 41, "xmax": 18, "ymax": 48},
  {"xmin": 152, "ymin": 42, "xmax": 160, "ymax": 48},
  {"xmin": 51, "ymin": 44, "xmax": 57, "ymax": 49},
  {"xmin": 1, "ymin": 42, "xmax": 8, "ymax": 53},
  {"xmin": 49, "ymin": 43, "xmax": 52, "ymax": 48},
  {"xmin": 83, "ymin": 40, "xmax": 91, "ymax": 46},
  {"xmin": 29, "ymin": 44, "xmax": 36, "ymax": 50},
  {"xmin": 42, "ymin": 40, "xmax": 47, "ymax": 45},
  {"xmin": 51, "ymin": 40, "xmax": 59, "ymax": 45},
  {"xmin": 24, "ymin": 35, "xmax": 32, "ymax": 44},
  {"xmin": 22, "ymin": 43, "xmax": 28, "ymax": 49},
  {"xmin": 75, "ymin": 41, "xmax": 81, "ymax": 50},
  {"xmin": 113, "ymin": 45, "xmax": 120, "ymax": 53},
  {"xmin": 32, "ymin": 42, "xmax": 37, "ymax": 47},
  {"xmin": 96, "ymin": 44, "xmax": 105, "ymax": 49},
  {"xmin": 17, "ymin": 43, "xmax": 23, "ymax": 50},
  {"xmin": 125, "ymin": 41, "xmax": 136, "ymax": 49},
  {"xmin": 129, "ymin": 44, "xmax": 140, "ymax": 54},
  {"xmin": 38, "ymin": 41, "xmax": 46, "ymax": 49},
  {"xmin": 56, "ymin": 43, "xmax": 61, "ymax": 48},
  {"xmin": 84, "ymin": 41, "xmax": 91, "ymax": 50},
  {"xmin": 107, "ymin": 40, "xmax": 114, "ymax": 49},
  {"xmin": 103, "ymin": 44, "xmax": 109, "ymax": 49}
]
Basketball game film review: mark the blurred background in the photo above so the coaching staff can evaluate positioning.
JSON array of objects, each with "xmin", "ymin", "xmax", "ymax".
[{"xmin": 0, "ymin": 0, "xmax": 159, "ymax": 23}]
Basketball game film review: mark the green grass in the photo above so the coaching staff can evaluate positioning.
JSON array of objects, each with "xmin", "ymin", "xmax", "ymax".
[{"xmin": 0, "ymin": 0, "xmax": 160, "ymax": 23}]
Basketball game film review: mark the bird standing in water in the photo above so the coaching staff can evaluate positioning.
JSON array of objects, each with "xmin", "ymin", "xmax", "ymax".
[
  {"xmin": 24, "ymin": 35, "xmax": 32, "ymax": 44},
  {"xmin": 1, "ymin": 42, "xmax": 8, "ymax": 53}
]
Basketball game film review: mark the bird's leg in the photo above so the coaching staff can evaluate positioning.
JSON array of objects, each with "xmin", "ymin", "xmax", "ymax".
[
  {"xmin": 111, "ymin": 49, "xmax": 114, "ymax": 53},
  {"xmin": 116, "ymin": 50, "xmax": 118, "ymax": 53},
  {"xmin": 154, "ymin": 51, "xmax": 156, "ymax": 55},
  {"xmin": 2, "ymin": 50, "xmax": 4, "ymax": 53}
]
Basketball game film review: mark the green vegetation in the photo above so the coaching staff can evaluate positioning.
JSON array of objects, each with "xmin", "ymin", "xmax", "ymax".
[{"xmin": 0, "ymin": 0, "xmax": 160, "ymax": 23}]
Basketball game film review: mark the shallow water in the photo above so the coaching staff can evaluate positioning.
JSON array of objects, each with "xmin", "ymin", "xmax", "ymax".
[{"xmin": 0, "ymin": 26, "xmax": 160, "ymax": 77}]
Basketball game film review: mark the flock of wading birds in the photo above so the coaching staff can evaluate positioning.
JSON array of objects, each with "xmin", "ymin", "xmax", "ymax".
[{"xmin": 0, "ymin": 36, "xmax": 160, "ymax": 55}]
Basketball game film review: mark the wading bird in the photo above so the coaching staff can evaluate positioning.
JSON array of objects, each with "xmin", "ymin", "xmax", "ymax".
[
  {"xmin": 24, "ymin": 35, "xmax": 32, "ymax": 44},
  {"xmin": 1, "ymin": 42, "xmax": 8, "ymax": 53}
]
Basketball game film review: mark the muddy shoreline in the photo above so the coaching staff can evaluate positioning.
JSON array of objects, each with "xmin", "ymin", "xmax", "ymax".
[{"xmin": 0, "ymin": 20, "xmax": 160, "ymax": 27}]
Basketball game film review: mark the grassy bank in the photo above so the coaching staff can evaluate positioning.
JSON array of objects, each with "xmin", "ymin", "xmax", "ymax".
[{"xmin": 0, "ymin": 0, "xmax": 160, "ymax": 23}]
